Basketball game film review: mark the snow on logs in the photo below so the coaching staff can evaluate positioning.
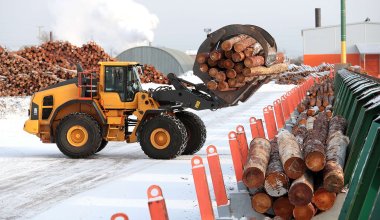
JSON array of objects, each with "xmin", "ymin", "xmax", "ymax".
[
  {"xmin": 264, "ymin": 139, "xmax": 289, "ymax": 197},
  {"xmin": 196, "ymin": 34, "xmax": 287, "ymax": 92},
  {"xmin": 323, "ymin": 116, "xmax": 349, "ymax": 193}
]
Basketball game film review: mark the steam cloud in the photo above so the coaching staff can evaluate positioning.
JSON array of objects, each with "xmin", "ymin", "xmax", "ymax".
[{"xmin": 50, "ymin": 0, "xmax": 159, "ymax": 55}]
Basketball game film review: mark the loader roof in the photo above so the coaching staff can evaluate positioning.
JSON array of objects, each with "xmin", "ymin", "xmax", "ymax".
[{"xmin": 98, "ymin": 61, "xmax": 139, "ymax": 66}]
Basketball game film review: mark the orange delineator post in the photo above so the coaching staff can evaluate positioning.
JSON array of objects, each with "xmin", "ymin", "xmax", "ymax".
[
  {"xmin": 236, "ymin": 125, "xmax": 249, "ymax": 163},
  {"xmin": 256, "ymin": 119, "xmax": 266, "ymax": 138},
  {"xmin": 191, "ymin": 156, "xmax": 215, "ymax": 220},
  {"xmin": 281, "ymin": 95, "xmax": 290, "ymax": 121},
  {"xmin": 228, "ymin": 131, "xmax": 243, "ymax": 183},
  {"xmin": 249, "ymin": 117, "xmax": 260, "ymax": 139},
  {"xmin": 273, "ymin": 99, "xmax": 285, "ymax": 129},
  {"xmin": 147, "ymin": 185, "xmax": 169, "ymax": 220},
  {"xmin": 111, "ymin": 213, "xmax": 129, "ymax": 220},
  {"xmin": 263, "ymin": 105, "xmax": 277, "ymax": 140},
  {"xmin": 206, "ymin": 145, "xmax": 229, "ymax": 207},
  {"xmin": 286, "ymin": 92, "xmax": 295, "ymax": 116}
]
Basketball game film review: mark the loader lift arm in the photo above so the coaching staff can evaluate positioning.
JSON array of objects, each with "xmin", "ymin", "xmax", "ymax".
[{"xmin": 152, "ymin": 73, "xmax": 227, "ymax": 110}]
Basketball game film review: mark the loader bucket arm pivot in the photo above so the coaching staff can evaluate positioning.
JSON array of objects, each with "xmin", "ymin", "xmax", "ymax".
[
  {"xmin": 193, "ymin": 24, "xmax": 278, "ymax": 106},
  {"xmin": 151, "ymin": 73, "xmax": 227, "ymax": 110}
]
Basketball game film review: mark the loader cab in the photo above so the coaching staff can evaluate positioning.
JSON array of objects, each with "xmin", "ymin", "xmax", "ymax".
[{"xmin": 99, "ymin": 62, "xmax": 143, "ymax": 108}]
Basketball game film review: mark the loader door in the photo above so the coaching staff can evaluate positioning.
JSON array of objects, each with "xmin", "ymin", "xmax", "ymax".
[{"xmin": 101, "ymin": 65, "xmax": 142, "ymax": 109}]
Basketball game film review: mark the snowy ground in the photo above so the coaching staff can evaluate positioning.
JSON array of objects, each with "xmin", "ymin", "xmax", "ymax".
[{"xmin": 0, "ymin": 79, "xmax": 294, "ymax": 219}]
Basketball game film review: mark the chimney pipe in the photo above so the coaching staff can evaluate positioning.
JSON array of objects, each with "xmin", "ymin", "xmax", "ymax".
[
  {"xmin": 49, "ymin": 31, "xmax": 53, "ymax": 42},
  {"xmin": 315, "ymin": 8, "xmax": 321, "ymax": 28}
]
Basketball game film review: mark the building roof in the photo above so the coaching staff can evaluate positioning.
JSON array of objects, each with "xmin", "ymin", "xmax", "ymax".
[
  {"xmin": 356, "ymin": 43, "xmax": 380, "ymax": 54},
  {"xmin": 302, "ymin": 22, "xmax": 380, "ymax": 32},
  {"xmin": 116, "ymin": 46, "xmax": 195, "ymax": 74}
]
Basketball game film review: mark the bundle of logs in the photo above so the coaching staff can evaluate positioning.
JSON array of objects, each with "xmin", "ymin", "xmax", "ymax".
[
  {"xmin": 242, "ymin": 78, "xmax": 350, "ymax": 220},
  {"xmin": 0, "ymin": 41, "xmax": 114, "ymax": 96},
  {"xmin": 139, "ymin": 64, "xmax": 169, "ymax": 84},
  {"xmin": 195, "ymin": 34, "xmax": 288, "ymax": 92},
  {"xmin": 276, "ymin": 64, "xmax": 334, "ymax": 85}
]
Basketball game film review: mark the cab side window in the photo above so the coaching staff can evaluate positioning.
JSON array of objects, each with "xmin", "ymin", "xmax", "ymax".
[{"xmin": 105, "ymin": 66, "xmax": 127, "ymax": 101}]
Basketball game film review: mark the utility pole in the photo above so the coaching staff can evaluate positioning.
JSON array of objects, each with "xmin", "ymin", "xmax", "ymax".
[{"xmin": 341, "ymin": 0, "xmax": 347, "ymax": 63}]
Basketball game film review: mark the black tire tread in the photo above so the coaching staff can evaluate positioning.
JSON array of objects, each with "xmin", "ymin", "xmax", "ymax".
[
  {"xmin": 56, "ymin": 112, "xmax": 102, "ymax": 158},
  {"xmin": 176, "ymin": 111, "xmax": 206, "ymax": 155},
  {"xmin": 139, "ymin": 114, "xmax": 187, "ymax": 159}
]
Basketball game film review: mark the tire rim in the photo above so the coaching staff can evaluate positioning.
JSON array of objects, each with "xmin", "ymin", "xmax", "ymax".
[
  {"xmin": 67, "ymin": 125, "xmax": 89, "ymax": 147},
  {"xmin": 150, "ymin": 128, "xmax": 170, "ymax": 150}
]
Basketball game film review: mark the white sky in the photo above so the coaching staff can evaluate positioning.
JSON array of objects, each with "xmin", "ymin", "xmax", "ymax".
[{"xmin": 0, "ymin": 0, "xmax": 379, "ymax": 57}]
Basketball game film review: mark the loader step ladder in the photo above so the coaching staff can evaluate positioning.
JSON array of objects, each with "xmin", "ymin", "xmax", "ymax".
[{"xmin": 78, "ymin": 70, "xmax": 98, "ymax": 100}]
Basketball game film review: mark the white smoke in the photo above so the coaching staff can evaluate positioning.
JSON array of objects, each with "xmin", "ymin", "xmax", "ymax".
[{"xmin": 50, "ymin": 0, "xmax": 159, "ymax": 55}]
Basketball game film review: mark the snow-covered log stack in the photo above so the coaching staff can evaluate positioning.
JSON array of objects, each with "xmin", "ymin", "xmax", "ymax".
[
  {"xmin": 0, "ymin": 41, "xmax": 114, "ymax": 96},
  {"xmin": 196, "ymin": 34, "xmax": 287, "ymax": 92},
  {"xmin": 296, "ymin": 78, "xmax": 335, "ymax": 116}
]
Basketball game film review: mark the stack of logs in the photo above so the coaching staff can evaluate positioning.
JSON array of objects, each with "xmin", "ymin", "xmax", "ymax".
[
  {"xmin": 242, "ymin": 78, "xmax": 350, "ymax": 220},
  {"xmin": 0, "ymin": 41, "xmax": 114, "ymax": 96},
  {"xmin": 140, "ymin": 64, "xmax": 169, "ymax": 84},
  {"xmin": 276, "ymin": 64, "xmax": 334, "ymax": 85},
  {"xmin": 196, "ymin": 34, "xmax": 288, "ymax": 92}
]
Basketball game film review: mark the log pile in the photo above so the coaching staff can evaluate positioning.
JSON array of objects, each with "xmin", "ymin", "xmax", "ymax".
[
  {"xmin": 140, "ymin": 64, "xmax": 169, "ymax": 84},
  {"xmin": 196, "ymin": 34, "xmax": 287, "ymax": 92},
  {"xmin": 0, "ymin": 41, "xmax": 114, "ymax": 96},
  {"xmin": 241, "ymin": 76, "xmax": 350, "ymax": 219},
  {"xmin": 276, "ymin": 63, "xmax": 334, "ymax": 85}
]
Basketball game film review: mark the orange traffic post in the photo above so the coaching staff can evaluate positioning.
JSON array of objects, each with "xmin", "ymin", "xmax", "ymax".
[
  {"xmin": 256, "ymin": 119, "xmax": 266, "ymax": 138},
  {"xmin": 236, "ymin": 125, "xmax": 249, "ymax": 163},
  {"xmin": 191, "ymin": 156, "xmax": 215, "ymax": 220},
  {"xmin": 263, "ymin": 105, "xmax": 277, "ymax": 140},
  {"xmin": 228, "ymin": 131, "xmax": 243, "ymax": 183},
  {"xmin": 286, "ymin": 92, "xmax": 295, "ymax": 115},
  {"xmin": 206, "ymin": 145, "xmax": 229, "ymax": 207},
  {"xmin": 147, "ymin": 185, "xmax": 169, "ymax": 220},
  {"xmin": 273, "ymin": 99, "xmax": 285, "ymax": 129},
  {"xmin": 281, "ymin": 95, "xmax": 290, "ymax": 121},
  {"xmin": 111, "ymin": 213, "xmax": 129, "ymax": 220},
  {"xmin": 249, "ymin": 117, "xmax": 260, "ymax": 139}
]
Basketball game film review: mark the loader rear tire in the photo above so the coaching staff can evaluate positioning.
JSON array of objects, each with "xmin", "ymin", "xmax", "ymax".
[
  {"xmin": 139, "ymin": 114, "xmax": 187, "ymax": 159},
  {"xmin": 176, "ymin": 111, "xmax": 207, "ymax": 155},
  {"xmin": 56, "ymin": 113, "xmax": 102, "ymax": 158}
]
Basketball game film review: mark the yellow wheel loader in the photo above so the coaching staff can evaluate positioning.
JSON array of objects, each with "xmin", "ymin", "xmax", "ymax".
[{"xmin": 23, "ymin": 24, "xmax": 278, "ymax": 159}]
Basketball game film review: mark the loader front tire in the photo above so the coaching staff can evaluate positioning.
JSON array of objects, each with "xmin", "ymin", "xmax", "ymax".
[
  {"xmin": 176, "ymin": 111, "xmax": 206, "ymax": 155},
  {"xmin": 139, "ymin": 114, "xmax": 187, "ymax": 159},
  {"xmin": 56, "ymin": 113, "xmax": 102, "ymax": 158}
]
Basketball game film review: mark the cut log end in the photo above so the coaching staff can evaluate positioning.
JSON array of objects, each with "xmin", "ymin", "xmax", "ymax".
[
  {"xmin": 251, "ymin": 192, "xmax": 272, "ymax": 213},
  {"xmin": 305, "ymin": 151, "xmax": 326, "ymax": 172},
  {"xmin": 289, "ymin": 182, "xmax": 314, "ymax": 206},
  {"xmin": 284, "ymin": 157, "xmax": 306, "ymax": 179},
  {"xmin": 273, "ymin": 197, "xmax": 295, "ymax": 220},
  {"xmin": 243, "ymin": 167, "xmax": 265, "ymax": 188},
  {"xmin": 312, "ymin": 188, "xmax": 337, "ymax": 211},
  {"xmin": 293, "ymin": 203, "xmax": 316, "ymax": 220},
  {"xmin": 323, "ymin": 161, "xmax": 345, "ymax": 193}
]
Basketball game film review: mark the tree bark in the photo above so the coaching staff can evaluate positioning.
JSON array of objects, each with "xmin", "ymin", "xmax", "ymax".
[
  {"xmin": 243, "ymin": 138, "xmax": 271, "ymax": 188},
  {"xmin": 277, "ymin": 130, "xmax": 306, "ymax": 179},
  {"xmin": 265, "ymin": 139, "xmax": 290, "ymax": 197}
]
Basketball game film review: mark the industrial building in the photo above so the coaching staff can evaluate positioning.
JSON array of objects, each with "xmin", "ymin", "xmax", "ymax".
[
  {"xmin": 302, "ymin": 22, "xmax": 380, "ymax": 77},
  {"xmin": 117, "ymin": 46, "xmax": 195, "ymax": 75}
]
